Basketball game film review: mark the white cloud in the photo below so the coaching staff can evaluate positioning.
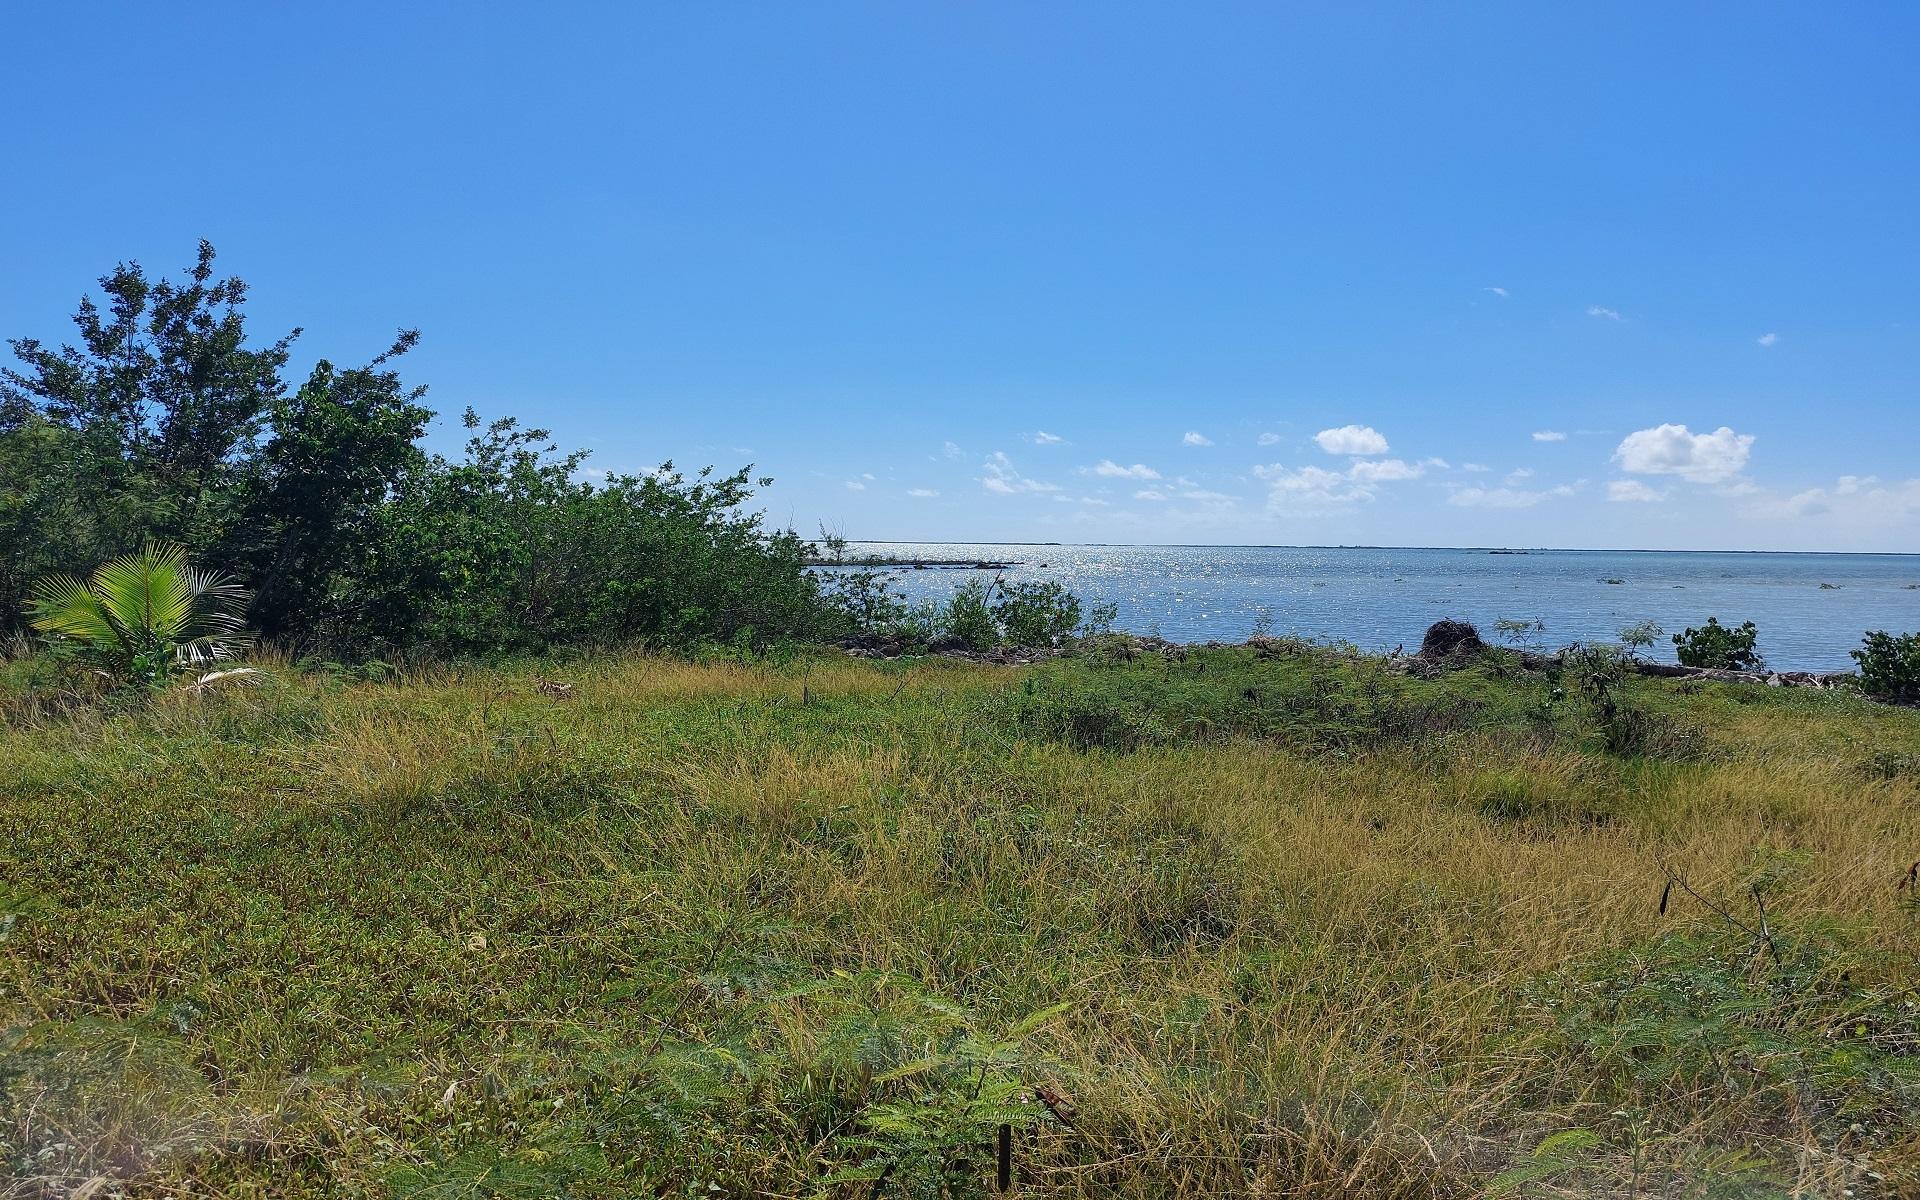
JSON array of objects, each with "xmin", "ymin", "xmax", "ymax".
[
  {"xmin": 1462, "ymin": 463, "xmax": 1490, "ymax": 473},
  {"xmin": 980, "ymin": 451, "xmax": 1061, "ymax": 495},
  {"xmin": 1089, "ymin": 459, "xmax": 1161, "ymax": 480},
  {"xmin": 1587, "ymin": 306, "xmax": 1622, "ymax": 320},
  {"xmin": 1421, "ymin": 457, "xmax": 1451, "ymax": 470},
  {"xmin": 907, "ymin": 488, "xmax": 939, "ymax": 498},
  {"xmin": 862, "ymin": 472, "xmax": 876, "ymax": 480},
  {"xmin": 1532, "ymin": 430, "xmax": 1567, "ymax": 442},
  {"xmin": 1348, "ymin": 458, "xmax": 1425, "ymax": 483},
  {"xmin": 1755, "ymin": 476, "xmax": 1920, "ymax": 523},
  {"xmin": 1756, "ymin": 332, "xmax": 1778, "ymax": 348},
  {"xmin": 1505, "ymin": 467, "xmax": 1535, "ymax": 484},
  {"xmin": 1314, "ymin": 424, "xmax": 1390, "ymax": 456},
  {"xmin": 1448, "ymin": 484, "xmax": 1576, "ymax": 509},
  {"xmin": 1256, "ymin": 432, "xmax": 1281, "ymax": 446},
  {"xmin": 1607, "ymin": 479, "xmax": 1666, "ymax": 503},
  {"xmin": 1134, "ymin": 488, "xmax": 1167, "ymax": 502},
  {"xmin": 844, "ymin": 480, "xmax": 866, "ymax": 491},
  {"xmin": 1258, "ymin": 464, "xmax": 1369, "ymax": 507},
  {"xmin": 1079, "ymin": 496, "xmax": 1110, "ymax": 506},
  {"xmin": 1182, "ymin": 431, "xmax": 1213, "ymax": 446},
  {"xmin": 1031, "ymin": 430, "xmax": 1064, "ymax": 445},
  {"xmin": 1180, "ymin": 488, "xmax": 1235, "ymax": 504},
  {"xmin": 1613, "ymin": 423, "xmax": 1754, "ymax": 484},
  {"xmin": 942, "ymin": 441, "xmax": 963, "ymax": 460},
  {"xmin": 1258, "ymin": 456, "xmax": 1424, "ymax": 507},
  {"xmin": 1484, "ymin": 286, "xmax": 1509, "ymax": 298}
]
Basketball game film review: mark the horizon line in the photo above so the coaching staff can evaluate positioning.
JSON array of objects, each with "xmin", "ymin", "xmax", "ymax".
[{"xmin": 843, "ymin": 539, "xmax": 1920, "ymax": 557}]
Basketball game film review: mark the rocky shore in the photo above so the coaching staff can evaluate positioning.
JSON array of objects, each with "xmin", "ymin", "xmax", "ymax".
[{"xmin": 841, "ymin": 618, "xmax": 1863, "ymax": 692}]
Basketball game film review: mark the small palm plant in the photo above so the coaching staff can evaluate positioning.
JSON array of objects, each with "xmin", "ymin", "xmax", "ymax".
[{"xmin": 26, "ymin": 544, "xmax": 253, "ymax": 689}]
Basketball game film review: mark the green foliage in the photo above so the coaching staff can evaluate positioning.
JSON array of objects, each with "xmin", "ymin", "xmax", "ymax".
[
  {"xmin": 1672, "ymin": 617, "xmax": 1764, "ymax": 670},
  {"xmin": 0, "ymin": 243, "xmax": 293, "ymax": 625},
  {"xmin": 1083, "ymin": 600, "xmax": 1120, "ymax": 636},
  {"xmin": 344, "ymin": 411, "xmax": 828, "ymax": 656},
  {"xmin": 1852, "ymin": 630, "xmax": 1920, "ymax": 702},
  {"xmin": 25, "ymin": 544, "xmax": 250, "ymax": 689},
  {"xmin": 389, "ymin": 1142, "xmax": 610, "ymax": 1199},
  {"xmin": 224, "ymin": 336, "xmax": 432, "ymax": 640},
  {"xmin": 1488, "ymin": 1128, "xmax": 1602, "ymax": 1194},
  {"xmin": 780, "ymin": 973, "xmax": 1067, "ymax": 1199},
  {"xmin": 819, "ymin": 566, "xmax": 910, "ymax": 637},
  {"xmin": 1, "ymin": 650, "xmax": 1917, "ymax": 1194},
  {"xmin": 1527, "ymin": 917, "xmax": 1920, "ymax": 1143},
  {"xmin": 830, "ymin": 575, "xmax": 1109, "ymax": 653},
  {"xmin": 1494, "ymin": 617, "xmax": 1546, "ymax": 650},
  {"xmin": 990, "ymin": 579, "xmax": 1082, "ymax": 647},
  {"xmin": 1004, "ymin": 642, "xmax": 1501, "ymax": 753},
  {"xmin": 937, "ymin": 578, "xmax": 999, "ymax": 652},
  {"xmin": 3, "ymin": 245, "xmax": 835, "ymax": 657},
  {"xmin": 1619, "ymin": 620, "xmax": 1664, "ymax": 654},
  {"xmin": 1564, "ymin": 643, "xmax": 1631, "ymax": 752}
]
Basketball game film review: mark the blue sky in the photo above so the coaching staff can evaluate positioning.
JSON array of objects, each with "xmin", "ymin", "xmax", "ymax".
[{"xmin": 4, "ymin": 3, "xmax": 1916, "ymax": 551}]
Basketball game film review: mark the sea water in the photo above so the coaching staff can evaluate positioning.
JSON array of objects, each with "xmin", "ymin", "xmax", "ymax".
[{"xmin": 834, "ymin": 543, "xmax": 1920, "ymax": 672}]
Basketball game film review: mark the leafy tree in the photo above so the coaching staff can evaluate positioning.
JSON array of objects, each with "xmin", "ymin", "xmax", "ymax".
[
  {"xmin": 819, "ymin": 566, "xmax": 910, "ymax": 637},
  {"xmin": 0, "ymin": 240, "xmax": 296, "ymax": 552},
  {"xmin": 0, "ymin": 242, "xmax": 427, "ymax": 641},
  {"xmin": 1671, "ymin": 617, "xmax": 1763, "ymax": 670},
  {"xmin": 992, "ymin": 579, "xmax": 1082, "ymax": 646},
  {"xmin": 223, "ymin": 335, "xmax": 431, "ymax": 641},
  {"xmin": 937, "ymin": 578, "xmax": 998, "ymax": 651},
  {"xmin": 4, "ymin": 243, "xmax": 838, "ymax": 659},
  {"xmin": 1618, "ymin": 620, "xmax": 1663, "ymax": 656},
  {"xmin": 347, "ymin": 412, "xmax": 830, "ymax": 656},
  {"xmin": 1852, "ymin": 630, "xmax": 1920, "ymax": 702},
  {"xmin": 25, "ymin": 544, "xmax": 251, "ymax": 689}
]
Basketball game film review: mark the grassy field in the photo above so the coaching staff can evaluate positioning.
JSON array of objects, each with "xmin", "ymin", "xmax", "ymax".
[{"xmin": 2, "ymin": 642, "xmax": 1918, "ymax": 1198}]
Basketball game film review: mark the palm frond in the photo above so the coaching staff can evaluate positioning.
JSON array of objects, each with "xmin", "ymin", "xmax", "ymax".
[
  {"xmin": 25, "ymin": 574, "xmax": 120, "ymax": 645},
  {"xmin": 183, "ymin": 667, "xmax": 261, "ymax": 693},
  {"xmin": 24, "ymin": 544, "xmax": 255, "ymax": 688},
  {"xmin": 176, "ymin": 629, "xmax": 251, "ymax": 665},
  {"xmin": 91, "ymin": 546, "xmax": 187, "ymax": 640},
  {"xmin": 183, "ymin": 564, "xmax": 250, "ymax": 613}
]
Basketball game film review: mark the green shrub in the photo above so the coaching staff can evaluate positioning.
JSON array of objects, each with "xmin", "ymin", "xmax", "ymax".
[
  {"xmin": 25, "ymin": 544, "xmax": 251, "ymax": 689},
  {"xmin": 1526, "ymin": 920, "xmax": 1920, "ymax": 1142},
  {"xmin": 1494, "ymin": 617, "xmax": 1546, "ymax": 650},
  {"xmin": 1617, "ymin": 620, "xmax": 1663, "ymax": 655},
  {"xmin": 3, "ymin": 244, "xmax": 837, "ymax": 659},
  {"xmin": 819, "ymin": 566, "xmax": 909, "ymax": 636},
  {"xmin": 991, "ymin": 579, "xmax": 1082, "ymax": 647},
  {"xmin": 1852, "ymin": 630, "xmax": 1920, "ymax": 702},
  {"xmin": 937, "ymin": 578, "xmax": 999, "ymax": 651},
  {"xmin": 1672, "ymin": 617, "xmax": 1763, "ymax": 670}
]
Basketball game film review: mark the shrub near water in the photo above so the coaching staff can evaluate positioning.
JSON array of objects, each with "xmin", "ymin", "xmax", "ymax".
[
  {"xmin": 1854, "ymin": 630, "xmax": 1920, "ymax": 702},
  {"xmin": 1673, "ymin": 617, "xmax": 1765, "ymax": 670}
]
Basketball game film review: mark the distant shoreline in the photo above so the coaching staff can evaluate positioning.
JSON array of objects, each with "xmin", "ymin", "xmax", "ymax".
[{"xmin": 848, "ymin": 540, "xmax": 1920, "ymax": 557}]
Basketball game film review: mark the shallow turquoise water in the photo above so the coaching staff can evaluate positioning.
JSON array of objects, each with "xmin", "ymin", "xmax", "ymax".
[{"xmin": 838, "ymin": 543, "xmax": 1920, "ymax": 672}]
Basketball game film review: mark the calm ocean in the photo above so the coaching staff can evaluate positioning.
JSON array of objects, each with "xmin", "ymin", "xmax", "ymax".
[{"xmin": 841, "ymin": 543, "xmax": 1920, "ymax": 672}]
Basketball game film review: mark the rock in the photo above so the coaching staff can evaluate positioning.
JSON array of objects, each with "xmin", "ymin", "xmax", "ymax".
[{"xmin": 1418, "ymin": 620, "xmax": 1486, "ymax": 659}]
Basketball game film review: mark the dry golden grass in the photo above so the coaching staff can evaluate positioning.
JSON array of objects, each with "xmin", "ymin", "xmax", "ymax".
[{"xmin": 0, "ymin": 646, "xmax": 1915, "ymax": 1197}]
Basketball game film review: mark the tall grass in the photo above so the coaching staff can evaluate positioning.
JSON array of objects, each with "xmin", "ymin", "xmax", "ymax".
[{"xmin": 1, "ymin": 645, "xmax": 1916, "ymax": 1196}]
